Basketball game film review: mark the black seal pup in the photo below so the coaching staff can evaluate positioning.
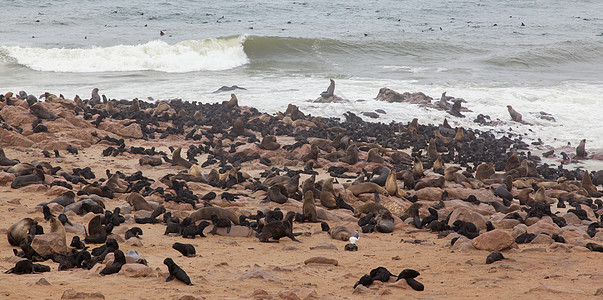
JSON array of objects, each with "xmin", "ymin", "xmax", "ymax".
[
  {"xmin": 5, "ymin": 259, "xmax": 51, "ymax": 274},
  {"xmin": 125, "ymin": 227, "xmax": 143, "ymax": 240},
  {"xmin": 182, "ymin": 221, "xmax": 210, "ymax": 238},
  {"xmin": 172, "ymin": 242, "xmax": 196, "ymax": 257},
  {"xmin": 210, "ymin": 215, "xmax": 232, "ymax": 235},
  {"xmin": 100, "ymin": 250, "xmax": 125, "ymax": 275},
  {"xmin": 164, "ymin": 258, "xmax": 192, "ymax": 285},
  {"xmin": 396, "ymin": 269, "xmax": 424, "ymax": 291}
]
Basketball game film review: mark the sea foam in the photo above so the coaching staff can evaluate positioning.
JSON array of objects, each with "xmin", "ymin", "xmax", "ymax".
[{"xmin": 1, "ymin": 36, "xmax": 248, "ymax": 73}]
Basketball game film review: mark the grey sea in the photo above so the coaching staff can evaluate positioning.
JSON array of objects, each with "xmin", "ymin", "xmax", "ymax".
[{"xmin": 1, "ymin": 0, "xmax": 602, "ymax": 167}]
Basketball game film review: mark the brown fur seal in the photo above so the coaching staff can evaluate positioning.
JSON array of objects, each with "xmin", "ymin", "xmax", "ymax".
[
  {"xmin": 367, "ymin": 148, "xmax": 384, "ymax": 163},
  {"xmin": 402, "ymin": 170, "xmax": 415, "ymax": 190},
  {"xmin": 582, "ymin": 170, "xmax": 601, "ymax": 197},
  {"xmin": 576, "ymin": 139, "xmax": 587, "ymax": 158},
  {"xmin": 7, "ymin": 163, "xmax": 35, "ymax": 176},
  {"xmin": 504, "ymin": 175, "xmax": 514, "ymax": 192},
  {"xmin": 375, "ymin": 211, "xmax": 394, "ymax": 233},
  {"xmin": 454, "ymin": 127, "xmax": 465, "ymax": 141},
  {"xmin": 427, "ymin": 139, "xmax": 439, "ymax": 161},
  {"xmin": 105, "ymin": 173, "xmax": 127, "ymax": 193},
  {"xmin": 172, "ymin": 147, "xmax": 192, "ymax": 168},
  {"xmin": 267, "ymin": 184, "xmax": 289, "ymax": 204},
  {"xmin": 320, "ymin": 79, "xmax": 335, "ymax": 98},
  {"xmin": 189, "ymin": 164, "xmax": 202, "ymax": 177},
  {"xmin": 412, "ymin": 157, "xmax": 424, "ymax": 179},
  {"xmin": 533, "ymin": 187, "xmax": 554, "ymax": 205},
  {"xmin": 49, "ymin": 216, "xmax": 67, "ymax": 241},
  {"xmin": 260, "ymin": 135, "xmax": 281, "ymax": 150},
  {"xmin": 302, "ymin": 190, "xmax": 318, "ymax": 222},
  {"xmin": 475, "ymin": 162, "xmax": 495, "ymax": 181},
  {"xmin": 258, "ymin": 211, "xmax": 299, "ymax": 242},
  {"xmin": 433, "ymin": 156, "xmax": 444, "ymax": 174},
  {"xmin": 190, "ymin": 207, "xmax": 239, "ymax": 225},
  {"xmin": 11, "ymin": 168, "xmax": 45, "ymax": 189},
  {"xmin": 302, "ymin": 144, "xmax": 319, "ymax": 162},
  {"xmin": 354, "ymin": 202, "xmax": 389, "ymax": 217},
  {"xmin": 320, "ymin": 178, "xmax": 338, "ymax": 209},
  {"xmin": 329, "ymin": 225, "xmax": 351, "ymax": 241},
  {"xmin": 384, "ymin": 169, "xmax": 399, "ymax": 196},
  {"xmin": 232, "ymin": 117, "xmax": 245, "ymax": 136},
  {"xmin": 339, "ymin": 144, "xmax": 359, "ymax": 165},
  {"xmin": 7, "ymin": 218, "xmax": 37, "ymax": 246},
  {"xmin": 507, "ymin": 105, "xmax": 522, "ymax": 122},
  {"xmin": 38, "ymin": 191, "xmax": 75, "ymax": 207},
  {"xmin": 139, "ymin": 156, "xmax": 162, "ymax": 166},
  {"xmin": 347, "ymin": 182, "xmax": 389, "ymax": 197},
  {"xmin": 400, "ymin": 203, "xmax": 422, "ymax": 221},
  {"xmin": 126, "ymin": 193, "xmax": 154, "ymax": 211},
  {"xmin": 302, "ymin": 174, "xmax": 320, "ymax": 199},
  {"xmin": 504, "ymin": 153, "xmax": 521, "ymax": 172},
  {"xmin": 518, "ymin": 188, "xmax": 534, "ymax": 205},
  {"xmin": 284, "ymin": 174, "xmax": 300, "ymax": 197},
  {"xmin": 414, "ymin": 176, "xmax": 445, "ymax": 190},
  {"xmin": 0, "ymin": 148, "xmax": 19, "ymax": 166},
  {"xmin": 400, "ymin": 118, "xmax": 418, "ymax": 133},
  {"xmin": 223, "ymin": 93, "xmax": 239, "ymax": 108},
  {"xmin": 85, "ymin": 215, "xmax": 107, "ymax": 244},
  {"xmin": 444, "ymin": 166, "xmax": 467, "ymax": 183}
]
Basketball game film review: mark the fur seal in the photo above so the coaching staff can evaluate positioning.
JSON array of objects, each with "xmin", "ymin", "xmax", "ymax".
[
  {"xmin": 347, "ymin": 182, "xmax": 389, "ymax": 197},
  {"xmin": 210, "ymin": 215, "xmax": 232, "ymax": 235},
  {"xmin": 105, "ymin": 173, "xmax": 127, "ymax": 193},
  {"xmin": 173, "ymin": 242, "xmax": 196, "ymax": 257},
  {"xmin": 370, "ymin": 167, "xmax": 389, "ymax": 186},
  {"xmin": 0, "ymin": 148, "xmax": 19, "ymax": 166},
  {"xmin": 446, "ymin": 100, "xmax": 464, "ymax": 118},
  {"xmin": 320, "ymin": 178, "xmax": 338, "ymax": 209},
  {"xmin": 475, "ymin": 162, "xmax": 495, "ymax": 181},
  {"xmin": 5, "ymin": 260, "xmax": 50, "ymax": 274},
  {"xmin": 427, "ymin": 139, "xmax": 439, "ymax": 161},
  {"xmin": 260, "ymin": 135, "xmax": 281, "ymax": 150},
  {"xmin": 375, "ymin": 211, "xmax": 394, "ymax": 233},
  {"xmin": 126, "ymin": 192, "xmax": 154, "ymax": 211},
  {"xmin": 412, "ymin": 157, "xmax": 424, "ymax": 179},
  {"xmin": 582, "ymin": 170, "xmax": 602, "ymax": 197},
  {"xmin": 190, "ymin": 207, "xmax": 239, "ymax": 225},
  {"xmin": 396, "ymin": 269, "xmax": 424, "ymax": 291},
  {"xmin": 223, "ymin": 93, "xmax": 239, "ymax": 108},
  {"xmin": 507, "ymin": 105, "xmax": 522, "ymax": 122},
  {"xmin": 172, "ymin": 147, "xmax": 193, "ymax": 168},
  {"xmin": 125, "ymin": 227, "xmax": 143, "ymax": 240},
  {"xmin": 85, "ymin": 215, "xmax": 107, "ymax": 244},
  {"xmin": 320, "ymin": 79, "xmax": 335, "ymax": 98},
  {"xmin": 100, "ymin": 250, "xmax": 125, "ymax": 275},
  {"xmin": 302, "ymin": 190, "xmax": 318, "ymax": 222},
  {"xmin": 367, "ymin": 148, "xmax": 384, "ymax": 163},
  {"xmin": 576, "ymin": 139, "xmax": 587, "ymax": 158},
  {"xmin": 384, "ymin": 169, "xmax": 399, "ymax": 196},
  {"xmin": 164, "ymin": 258, "xmax": 192, "ymax": 285},
  {"xmin": 339, "ymin": 144, "xmax": 359, "ymax": 165},
  {"xmin": 7, "ymin": 218, "xmax": 37, "ymax": 246},
  {"xmin": 266, "ymin": 184, "xmax": 288, "ymax": 204},
  {"xmin": 329, "ymin": 225, "xmax": 351, "ymax": 241},
  {"xmin": 302, "ymin": 174, "xmax": 320, "ymax": 199},
  {"xmin": 258, "ymin": 211, "xmax": 300, "ymax": 242},
  {"xmin": 354, "ymin": 202, "xmax": 389, "ymax": 217},
  {"xmin": 232, "ymin": 117, "xmax": 245, "ymax": 136},
  {"xmin": 11, "ymin": 168, "xmax": 45, "ymax": 189},
  {"xmin": 414, "ymin": 176, "xmax": 445, "ymax": 190},
  {"xmin": 38, "ymin": 191, "xmax": 75, "ymax": 207},
  {"xmin": 438, "ymin": 92, "xmax": 450, "ymax": 110},
  {"xmin": 486, "ymin": 251, "xmax": 504, "ymax": 264}
]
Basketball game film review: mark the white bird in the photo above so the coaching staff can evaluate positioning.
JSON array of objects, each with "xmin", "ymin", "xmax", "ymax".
[{"xmin": 349, "ymin": 230, "xmax": 359, "ymax": 245}]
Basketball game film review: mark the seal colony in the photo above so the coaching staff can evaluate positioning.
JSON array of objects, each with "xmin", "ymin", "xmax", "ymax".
[{"xmin": 0, "ymin": 88, "xmax": 602, "ymax": 299}]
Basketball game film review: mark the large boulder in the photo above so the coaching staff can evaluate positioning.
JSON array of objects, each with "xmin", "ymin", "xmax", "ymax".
[
  {"xmin": 31, "ymin": 232, "xmax": 67, "ymax": 257},
  {"xmin": 472, "ymin": 229, "xmax": 514, "ymax": 251},
  {"xmin": 447, "ymin": 207, "xmax": 487, "ymax": 231}
]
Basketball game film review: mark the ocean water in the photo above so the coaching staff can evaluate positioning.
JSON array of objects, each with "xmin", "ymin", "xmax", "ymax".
[{"xmin": 1, "ymin": 0, "xmax": 602, "ymax": 168}]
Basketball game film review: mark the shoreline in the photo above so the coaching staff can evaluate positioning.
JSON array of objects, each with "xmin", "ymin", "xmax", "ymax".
[{"xmin": 0, "ymin": 90, "xmax": 602, "ymax": 298}]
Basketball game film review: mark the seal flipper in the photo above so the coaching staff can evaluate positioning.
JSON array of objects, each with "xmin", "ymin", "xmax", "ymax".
[{"xmin": 166, "ymin": 275, "xmax": 174, "ymax": 282}]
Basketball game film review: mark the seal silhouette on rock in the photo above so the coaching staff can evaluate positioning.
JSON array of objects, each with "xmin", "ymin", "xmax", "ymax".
[{"xmin": 320, "ymin": 79, "xmax": 335, "ymax": 98}]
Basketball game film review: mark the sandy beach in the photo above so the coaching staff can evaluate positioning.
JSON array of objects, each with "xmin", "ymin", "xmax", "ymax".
[{"xmin": 0, "ymin": 91, "xmax": 602, "ymax": 299}]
